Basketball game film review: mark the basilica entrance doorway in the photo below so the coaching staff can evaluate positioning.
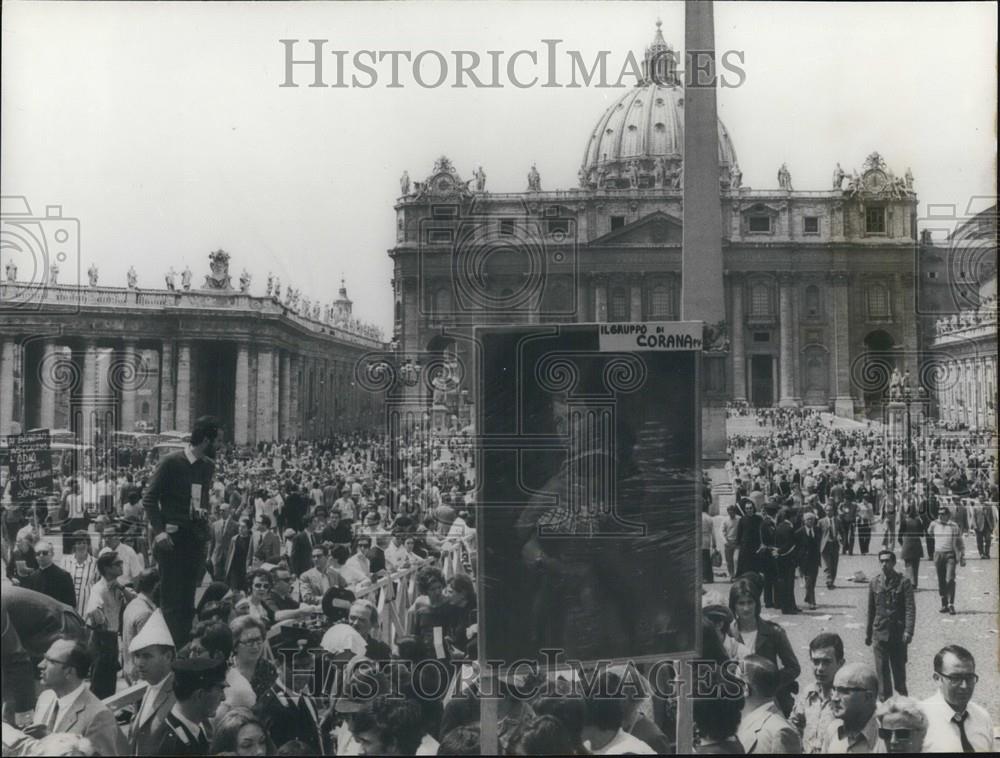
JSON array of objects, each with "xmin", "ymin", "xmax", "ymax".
[{"xmin": 750, "ymin": 355, "xmax": 774, "ymax": 407}]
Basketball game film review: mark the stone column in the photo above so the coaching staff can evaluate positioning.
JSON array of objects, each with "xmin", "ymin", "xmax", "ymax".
[
  {"xmin": 119, "ymin": 338, "xmax": 138, "ymax": 432},
  {"xmin": 159, "ymin": 340, "xmax": 174, "ymax": 433},
  {"xmin": 594, "ymin": 275, "xmax": 608, "ymax": 322},
  {"xmin": 829, "ymin": 272, "xmax": 854, "ymax": 416},
  {"xmin": 38, "ymin": 341, "xmax": 58, "ymax": 430},
  {"xmin": 256, "ymin": 345, "xmax": 274, "ymax": 442},
  {"xmin": 289, "ymin": 354, "xmax": 301, "ymax": 440},
  {"xmin": 175, "ymin": 341, "xmax": 192, "ymax": 432},
  {"xmin": 234, "ymin": 342, "xmax": 250, "ymax": 446},
  {"xmin": 271, "ymin": 350, "xmax": 280, "ymax": 438},
  {"xmin": 0, "ymin": 339, "xmax": 16, "ymax": 437},
  {"xmin": 730, "ymin": 275, "xmax": 747, "ymax": 401},
  {"xmin": 279, "ymin": 351, "xmax": 291, "ymax": 441},
  {"xmin": 778, "ymin": 275, "xmax": 799, "ymax": 407},
  {"xmin": 80, "ymin": 340, "xmax": 99, "ymax": 446},
  {"xmin": 629, "ymin": 274, "xmax": 643, "ymax": 321},
  {"xmin": 895, "ymin": 273, "xmax": 918, "ymax": 378}
]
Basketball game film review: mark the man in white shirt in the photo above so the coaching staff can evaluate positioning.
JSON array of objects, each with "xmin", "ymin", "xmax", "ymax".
[
  {"xmin": 85, "ymin": 552, "xmax": 135, "ymax": 698},
  {"xmin": 580, "ymin": 671, "xmax": 656, "ymax": 754},
  {"xmin": 920, "ymin": 645, "xmax": 993, "ymax": 752},
  {"xmin": 341, "ymin": 536, "xmax": 373, "ymax": 587},
  {"xmin": 99, "ymin": 524, "xmax": 144, "ymax": 586},
  {"xmin": 30, "ymin": 637, "xmax": 126, "ymax": 756}
]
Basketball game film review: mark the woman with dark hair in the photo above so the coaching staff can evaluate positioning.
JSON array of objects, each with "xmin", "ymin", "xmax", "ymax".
[
  {"xmin": 210, "ymin": 706, "xmax": 273, "ymax": 756},
  {"xmin": 898, "ymin": 505, "xmax": 924, "ymax": 588},
  {"xmin": 725, "ymin": 578, "xmax": 800, "ymax": 716}
]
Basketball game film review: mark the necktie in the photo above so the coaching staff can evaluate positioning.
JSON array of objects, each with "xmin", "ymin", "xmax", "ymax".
[
  {"xmin": 808, "ymin": 528, "xmax": 814, "ymax": 539},
  {"xmin": 47, "ymin": 702, "xmax": 60, "ymax": 731},
  {"xmin": 196, "ymin": 726, "xmax": 210, "ymax": 753},
  {"xmin": 953, "ymin": 711, "xmax": 974, "ymax": 752}
]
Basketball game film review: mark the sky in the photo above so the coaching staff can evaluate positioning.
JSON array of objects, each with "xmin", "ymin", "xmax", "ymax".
[{"xmin": 2, "ymin": 1, "xmax": 996, "ymax": 334}]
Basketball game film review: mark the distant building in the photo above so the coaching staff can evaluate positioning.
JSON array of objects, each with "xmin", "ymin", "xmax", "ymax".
[
  {"xmin": 928, "ymin": 206, "xmax": 997, "ymax": 431},
  {"xmin": 389, "ymin": 23, "xmax": 920, "ymax": 422}
]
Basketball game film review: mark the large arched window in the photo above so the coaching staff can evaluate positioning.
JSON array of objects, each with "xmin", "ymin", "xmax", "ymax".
[
  {"xmin": 609, "ymin": 287, "xmax": 629, "ymax": 322},
  {"xmin": 805, "ymin": 285, "xmax": 820, "ymax": 317},
  {"xmin": 867, "ymin": 284, "xmax": 890, "ymax": 318},
  {"xmin": 750, "ymin": 282, "xmax": 772, "ymax": 317}
]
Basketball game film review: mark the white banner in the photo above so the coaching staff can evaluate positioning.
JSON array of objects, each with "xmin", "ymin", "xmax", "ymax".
[{"xmin": 598, "ymin": 321, "xmax": 703, "ymax": 351}]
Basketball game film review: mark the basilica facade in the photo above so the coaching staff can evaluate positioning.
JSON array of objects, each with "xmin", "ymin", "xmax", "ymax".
[{"xmin": 389, "ymin": 24, "xmax": 920, "ymax": 420}]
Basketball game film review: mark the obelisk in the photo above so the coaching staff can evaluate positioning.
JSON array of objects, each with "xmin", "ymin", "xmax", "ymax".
[{"xmin": 681, "ymin": 0, "xmax": 728, "ymax": 466}]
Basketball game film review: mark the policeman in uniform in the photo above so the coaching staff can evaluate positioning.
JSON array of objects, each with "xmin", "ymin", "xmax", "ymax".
[
  {"xmin": 150, "ymin": 657, "xmax": 227, "ymax": 756},
  {"xmin": 142, "ymin": 416, "xmax": 220, "ymax": 648},
  {"xmin": 865, "ymin": 550, "xmax": 915, "ymax": 700}
]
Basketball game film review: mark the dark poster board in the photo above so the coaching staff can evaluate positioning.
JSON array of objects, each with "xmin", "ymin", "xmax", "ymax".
[
  {"xmin": 476, "ymin": 323, "xmax": 702, "ymax": 670},
  {"xmin": 7, "ymin": 430, "xmax": 53, "ymax": 501}
]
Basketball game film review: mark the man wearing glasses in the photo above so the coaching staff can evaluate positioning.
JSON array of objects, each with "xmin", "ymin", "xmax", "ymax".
[
  {"xmin": 84, "ymin": 552, "xmax": 135, "ymax": 698},
  {"xmin": 29, "ymin": 637, "xmax": 126, "ymax": 755},
  {"xmin": 20, "ymin": 540, "xmax": 75, "ymax": 608},
  {"xmin": 865, "ymin": 550, "xmax": 915, "ymax": 700},
  {"xmin": 921, "ymin": 645, "xmax": 993, "ymax": 752},
  {"xmin": 341, "ymin": 536, "xmax": 374, "ymax": 587},
  {"xmin": 299, "ymin": 545, "xmax": 348, "ymax": 603},
  {"xmin": 821, "ymin": 662, "xmax": 880, "ymax": 753}
]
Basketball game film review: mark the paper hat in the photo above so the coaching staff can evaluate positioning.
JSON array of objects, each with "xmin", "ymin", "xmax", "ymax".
[
  {"xmin": 129, "ymin": 609, "xmax": 175, "ymax": 652},
  {"xmin": 320, "ymin": 623, "xmax": 367, "ymax": 658}
]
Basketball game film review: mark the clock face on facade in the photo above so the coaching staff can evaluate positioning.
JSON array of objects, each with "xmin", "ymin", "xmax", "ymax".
[{"xmin": 863, "ymin": 169, "xmax": 888, "ymax": 194}]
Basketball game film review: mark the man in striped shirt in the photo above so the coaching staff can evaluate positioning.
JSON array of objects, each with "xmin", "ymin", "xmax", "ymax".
[{"xmin": 926, "ymin": 507, "xmax": 965, "ymax": 615}]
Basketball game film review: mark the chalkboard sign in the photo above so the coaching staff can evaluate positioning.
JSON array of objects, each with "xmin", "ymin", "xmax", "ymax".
[
  {"xmin": 7, "ymin": 430, "xmax": 54, "ymax": 501},
  {"xmin": 476, "ymin": 322, "xmax": 703, "ymax": 670}
]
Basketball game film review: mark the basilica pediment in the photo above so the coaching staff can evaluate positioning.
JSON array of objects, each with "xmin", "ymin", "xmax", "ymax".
[{"xmin": 591, "ymin": 211, "xmax": 682, "ymax": 245}]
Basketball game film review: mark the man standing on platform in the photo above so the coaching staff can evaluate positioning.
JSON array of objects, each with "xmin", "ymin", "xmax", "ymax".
[
  {"xmin": 865, "ymin": 551, "xmax": 915, "ymax": 700},
  {"xmin": 143, "ymin": 416, "xmax": 220, "ymax": 648}
]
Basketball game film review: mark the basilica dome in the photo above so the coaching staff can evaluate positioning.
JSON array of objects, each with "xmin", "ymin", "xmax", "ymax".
[{"xmin": 578, "ymin": 22, "xmax": 739, "ymax": 190}]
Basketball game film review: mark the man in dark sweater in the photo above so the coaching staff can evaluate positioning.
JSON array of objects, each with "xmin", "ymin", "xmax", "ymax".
[
  {"xmin": 20, "ymin": 539, "xmax": 76, "ymax": 608},
  {"xmin": 142, "ymin": 416, "xmax": 220, "ymax": 649}
]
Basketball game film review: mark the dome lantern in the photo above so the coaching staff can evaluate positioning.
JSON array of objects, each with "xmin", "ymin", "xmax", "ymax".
[{"xmin": 642, "ymin": 20, "xmax": 679, "ymax": 86}]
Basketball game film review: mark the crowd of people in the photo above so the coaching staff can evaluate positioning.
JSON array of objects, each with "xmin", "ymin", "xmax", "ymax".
[
  {"xmin": 1, "ymin": 418, "xmax": 489, "ymax": 755},
  {"xmin": 693, "ymin": 405, "xmax": 997, "ymax": 752},
  {"xmin": 1, "ymin": 404, "xmax": 996, "ymax": 755}
]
